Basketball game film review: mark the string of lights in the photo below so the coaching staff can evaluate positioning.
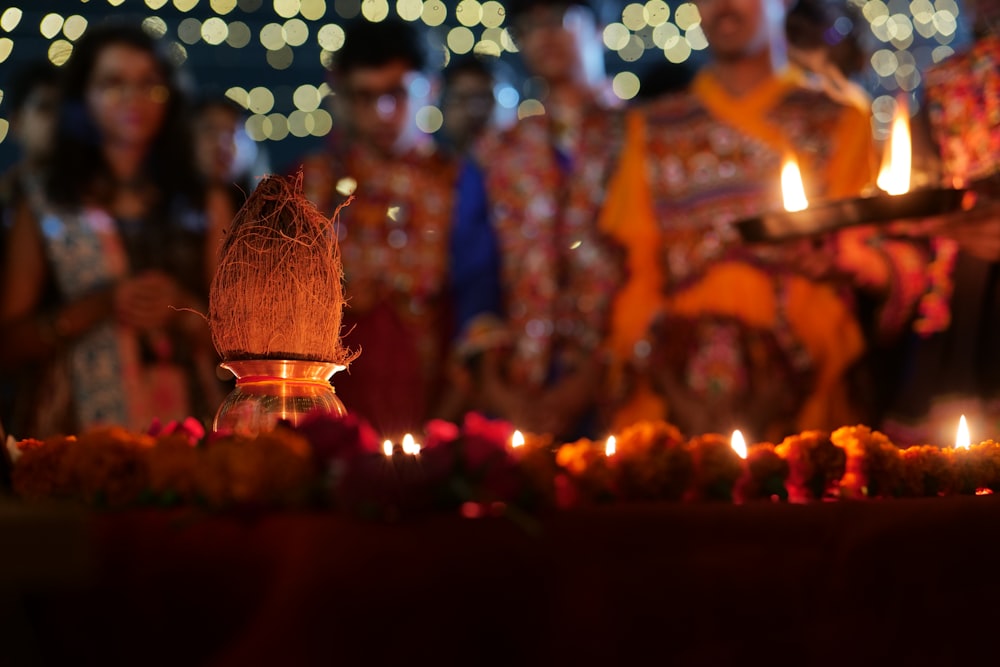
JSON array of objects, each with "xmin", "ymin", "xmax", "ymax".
[{"xmin": 0, "ymin": 0, "xmax": 969, "ymax": 168}]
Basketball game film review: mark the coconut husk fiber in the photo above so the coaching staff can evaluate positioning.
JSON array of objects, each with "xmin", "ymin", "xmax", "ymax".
[{"xmin": 209, "ymin": 173, "xmax": 354, "ymax": 364}]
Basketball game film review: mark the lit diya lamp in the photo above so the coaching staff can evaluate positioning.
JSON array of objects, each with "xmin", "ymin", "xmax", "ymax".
[{"xmin": 736, "ymin": 99, "xmax": 965, "ymax": 242}]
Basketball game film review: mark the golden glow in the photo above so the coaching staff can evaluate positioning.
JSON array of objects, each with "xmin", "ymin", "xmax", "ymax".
[
  {"xmin": 283, "ymin": 18, "xmax": 309, "ymax": 47},
  {"xmin": 603, "ymin": 23, "xmax": 630, "ymax": 50},
  {"xmin": 274, "ymin": 0, "xmax": 301, "ymax": 19},
  {"xmin": 622, "ymin": 3, "xmax": 646, "ymax": 31},
  {"xmin": 317, "ymin": 23, "xmax": 345, "ymax": 51},
  {"xmin": 456, "ymin": 0, "xmax": 482, "ymax": 27},
  {"xmin": 361, "ymin": 0, "xmax": 390, "ymax": 22},
  {"xmin": 335, "ymin": 176, "xmax": 358, "ymax": 196},
  {"xmin": 447, "ymin": 26, "xmax": 474, "ymax": 54},
  {"xmin": 731, "ymin": 430, "xmax": 748, "ymax": 460},
  {"xmin": 605, "ymin": 435, "xmax": 616, "ymax": 457},
  {"xmin": 267, "ymin": 112, "xmax": 289, "ymax": 140},
  {"xmin": 612, "ymin": 71, "xmax": 640, "ymax": 100},
  {"xmin": 415, "ymin": 105, "xmax": 443, "ymax": 133},
  {"xmin": 674, "ymin": 3, "xmax": 701, "ymax": 30},
  {"xmin": 247, "ymin": 86, "xmax": 275, "ymax": 114},
  {"xmin": 876, "ymin": 99, "xmax": 912, "ymax": 195},
  {"xmin": 142, "ymin": 16, "xmax": 169, "ymax": 38},
  {"xmin": 781, "ymin": 157, "xmax": 809, "ymax": 212},
  {"xmin": 422, "ymin": 0, "xmax": 447, "ymax": 27},
  {"xmin": 397, "ymin": 0, "xmax": 423, "ymax": 22},
  {"xmin": 0, "ymin": 119, "xmax": 9, "ymax": 144},
  {"xmin": 644, "ymin": 0, "xmax": 670, "ymax": 26},
  {"xmin": 210, "ymin": 0, "xmax": 238, "ymax": 13},
  {"xmin": 260, "ymin": 22, "xmax": 285, "ymax": 50},
  {"xmin": 517, "ymin": 99, "xmax": 545, "ymax": 120},
  {"xmin": 173, "ymin": 0, "xmax": 200, "ymax": 12},
  {"xmin": 1, "ymin": 8, "xmax": 23, "ymax": 32},
  {"xmin": 62, "ymin": 15, "xmax": 88, "ymax": 41},
  {"xmin": 473, "ymin": 39, "xmax": 501, "ymax": 57},
  {"xmin": 293, "ymin": 84, "xmax": 320, "ymax": 112},
  {"xmin": 481, "ymin": 1, "xmax": 505, "ymax": 28},
  {"xmin": 225, "ymin": 86, "xmax": 249, "ymax": 107},
  {"xmin": 0, "ymin": 38, "xmax": 12, "ymax": 65},
  {"xmin": 956, "ymin": 415, "xmax": 971, "ymax": 450},
  {"xmin": 146, "ymin": 0, "xmax": 170, "ymax": 8},
  {"xmin": 40, "ymin": 13, "xmax": 65, "ymax": 40},
  {"xmin": 511, "ymin": 430, "xmax": 525, "ymax": 448},
  {"xmin": 287, "ymin": 109, "xmax": 314, "ymax": 137},
  {"xmin": 47, "ymin": 39, "xmax": 73, "ymax": 66},
  {"xmin": 300, "ymin": 0, "xmax": 327, "ymax": 21},
  {"xmin": 311, "ymin": 108, "xmax": 333, "ymax": 136},
  {"xmin": 401, "ymin": 433, "xmax": 420, "ymax": 455},
  {"xmin": 201, "ymin": 17, "xmax": 229, "ymax": 45},
  {"xmin": 383, "ymin": 439, "xmax": 393, "ymax": 457}
]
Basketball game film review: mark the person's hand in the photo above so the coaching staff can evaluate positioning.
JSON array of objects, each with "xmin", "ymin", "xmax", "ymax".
[
  {"xmin": 114, "ymin": 270, "xmax": 183, "ymax": 332},
  {"xmin": 890, "ymin": 195, "xmax": 1000, "ymax": 261}
]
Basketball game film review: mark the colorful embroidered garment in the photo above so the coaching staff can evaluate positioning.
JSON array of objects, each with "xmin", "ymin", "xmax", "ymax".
[
  {"xmin": 477, "ymin": 102, "xmax": 625, "ymax": 388},
  {"xmin": 301, "ymin": 141, "xmax": 458, "ymax": 436},
  {"xmin": 24, "ymin": 204, "xmax": 212, "ymax": 436},
  {"xmin": 601, "ymin": 68, "xmax": 921, "ymax": 440}
]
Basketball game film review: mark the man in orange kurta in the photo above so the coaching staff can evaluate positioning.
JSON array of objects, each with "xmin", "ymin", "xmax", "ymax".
[{"xmin": 601, "ymin": 0, "xmax": 927, "ymax": 441}]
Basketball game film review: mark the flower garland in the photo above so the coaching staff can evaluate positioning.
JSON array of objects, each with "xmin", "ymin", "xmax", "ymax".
[{"xmin": 4, "ymin": 415, "xmax": 999, "ymax": 516}]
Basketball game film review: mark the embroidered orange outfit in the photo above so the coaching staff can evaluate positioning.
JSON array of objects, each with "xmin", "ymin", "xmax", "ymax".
[
  {"xmin": 602, "ymin": 69, "xmax": 919, "ymax": 440},
  {"xmin": 301, "ymin": 142, "xmax": 457, "ymax": 436}
]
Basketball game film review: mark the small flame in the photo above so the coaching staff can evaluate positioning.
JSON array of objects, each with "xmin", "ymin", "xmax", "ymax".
[
  {"xmin": 605, "ymin": 435, "xmax": 616, "ymax": 457},
  {"xmin": 382, "ymin": 439, "xmax": 393, "ymax": 457},
  {"xmin": 731, "ymin": 430, "xmax": 748, "ymax": 460},
  {"xmin": 511, "ymin": 430, "xmax": 525, "ymax": 448},
  {"xmin": 401, "ymin": 433, "xmax": 420, "ymax": 455},
  {"xmin": 876, "ymin": 99, "xmax": 912, "ymax": 196},
  {"xmin": 781, "ymin": 157, "xmax": 809, "ymax": 212},
  {"xmin": 956, "ymin": 415, "xmax": 971, "ymax": 450}
]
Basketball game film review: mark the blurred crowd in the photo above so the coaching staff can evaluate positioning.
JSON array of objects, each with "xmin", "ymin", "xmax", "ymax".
[{"xmin": 1, "ymin": 0, "xmax": 998, "ymax": 447}]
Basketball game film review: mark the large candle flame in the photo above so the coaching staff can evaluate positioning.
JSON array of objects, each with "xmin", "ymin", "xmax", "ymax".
[
  {"xmin": 511, "ymin": 430, "xmax": 525, "ymax": 448},
  {"xmin": 605, "ymin": 435, "xmax": 616, "ymax": 457},
  {"xmin": 876, "ymin": 99, "xmax": 912, "ymax": 196},
  {"xmin": 382, "ymin": 439, "xmax": 393, "ymax": 457},
  {"xmin": 956, "ymin": 415, "xmax": 971, "ymax": 450},
  {"xmin": 731, "ymin": 430, "xmax": 748, "ymax": 460},
  {"xmin": 781, "ymin": 157, "xmax": 809, "ymax": 212}
]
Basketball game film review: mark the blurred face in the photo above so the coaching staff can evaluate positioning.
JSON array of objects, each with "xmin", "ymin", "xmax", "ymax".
[
  {"xmin": 696, "ymin": 0, "xmax": 773, "ymax": 61},
  {"xmin": 443, "ymin": 71, "xmax": 494, "ymax": 147},
  {"xmin": 339, "ymin": 60, "xmax": 412, "ymax": 156},
  {"xmin": 85, "ymin": 43, "xmax": 169, "ymax": 148},
  {"xmin": 194, "ymin": 105, "xmax": 239, "ymax": 184},
  {"xmin": 12, "ymin": 84, "xmax": 58, "ymax": 160},
  {"xmin": 511, "ymin": 4, "xmax": 592, "ymax": 85}
]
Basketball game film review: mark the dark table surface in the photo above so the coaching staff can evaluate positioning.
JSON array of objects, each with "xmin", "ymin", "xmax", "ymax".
[{"xmin": 3, "ymin": 496, "xmax": 1000, "ymax": 666}]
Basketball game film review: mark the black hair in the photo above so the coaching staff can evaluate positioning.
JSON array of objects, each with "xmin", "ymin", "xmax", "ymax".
[
  {"xmin": 46, "ymin": 19, "xmax": 201, "ymax": 209},
  {"xmin": 634, "ymin": 61, "xmax": 695, "ymax": 102},
  {"xmin": 503, "ymin": 0, "xmax": 598, "ymax": 24},
  {"xmin": 5, "ymin": 60, "xmax": 60, "ymax": 114},
  {"xmin": 192, "ymin": 93, "xmax": 245, "ymax": 119},
  {"xmin": 333, "ymin": 18, "xmax": 426, "ymax": 75},
  {"xmin": 442, "ymin": 54, "xmax": 495, "ymax": 88}
]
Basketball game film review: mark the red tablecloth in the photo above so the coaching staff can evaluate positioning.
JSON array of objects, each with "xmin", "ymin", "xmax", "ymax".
[{"xmin": 6, "ymin": 497, "xmax": 1000, "ymax": 666}]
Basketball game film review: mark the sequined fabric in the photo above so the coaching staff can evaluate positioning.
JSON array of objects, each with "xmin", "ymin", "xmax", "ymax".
[{"xmin": 478, "ymin": 103, "xmax": 625, "ymax": 387}]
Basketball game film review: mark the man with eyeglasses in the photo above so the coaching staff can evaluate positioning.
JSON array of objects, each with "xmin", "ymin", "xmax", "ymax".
[
  {"xmin": 598, "ymin": 0, "xmax": 928, "ymax": 441},
  {"xmin": 452, "ymin": 0, "xmax": 624, "ymax": 440},
  {"xmin": 300, "ymin": 19, "xmax": 476, "ymax": 436}
]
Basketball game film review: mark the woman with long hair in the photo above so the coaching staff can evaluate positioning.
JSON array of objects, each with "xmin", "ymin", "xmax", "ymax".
[{"xmin": 0, "ymin": 21, "xmax": 231, "ymax": 436}]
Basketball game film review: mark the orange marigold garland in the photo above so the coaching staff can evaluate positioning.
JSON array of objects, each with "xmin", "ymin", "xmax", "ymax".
[
  {"xmin": 775, "ymin": 431, "xmax": 847, "ymax": 503},
  {"xmin": 832, "ymin": 425, "xmax": 905, "ymax": 499}
]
